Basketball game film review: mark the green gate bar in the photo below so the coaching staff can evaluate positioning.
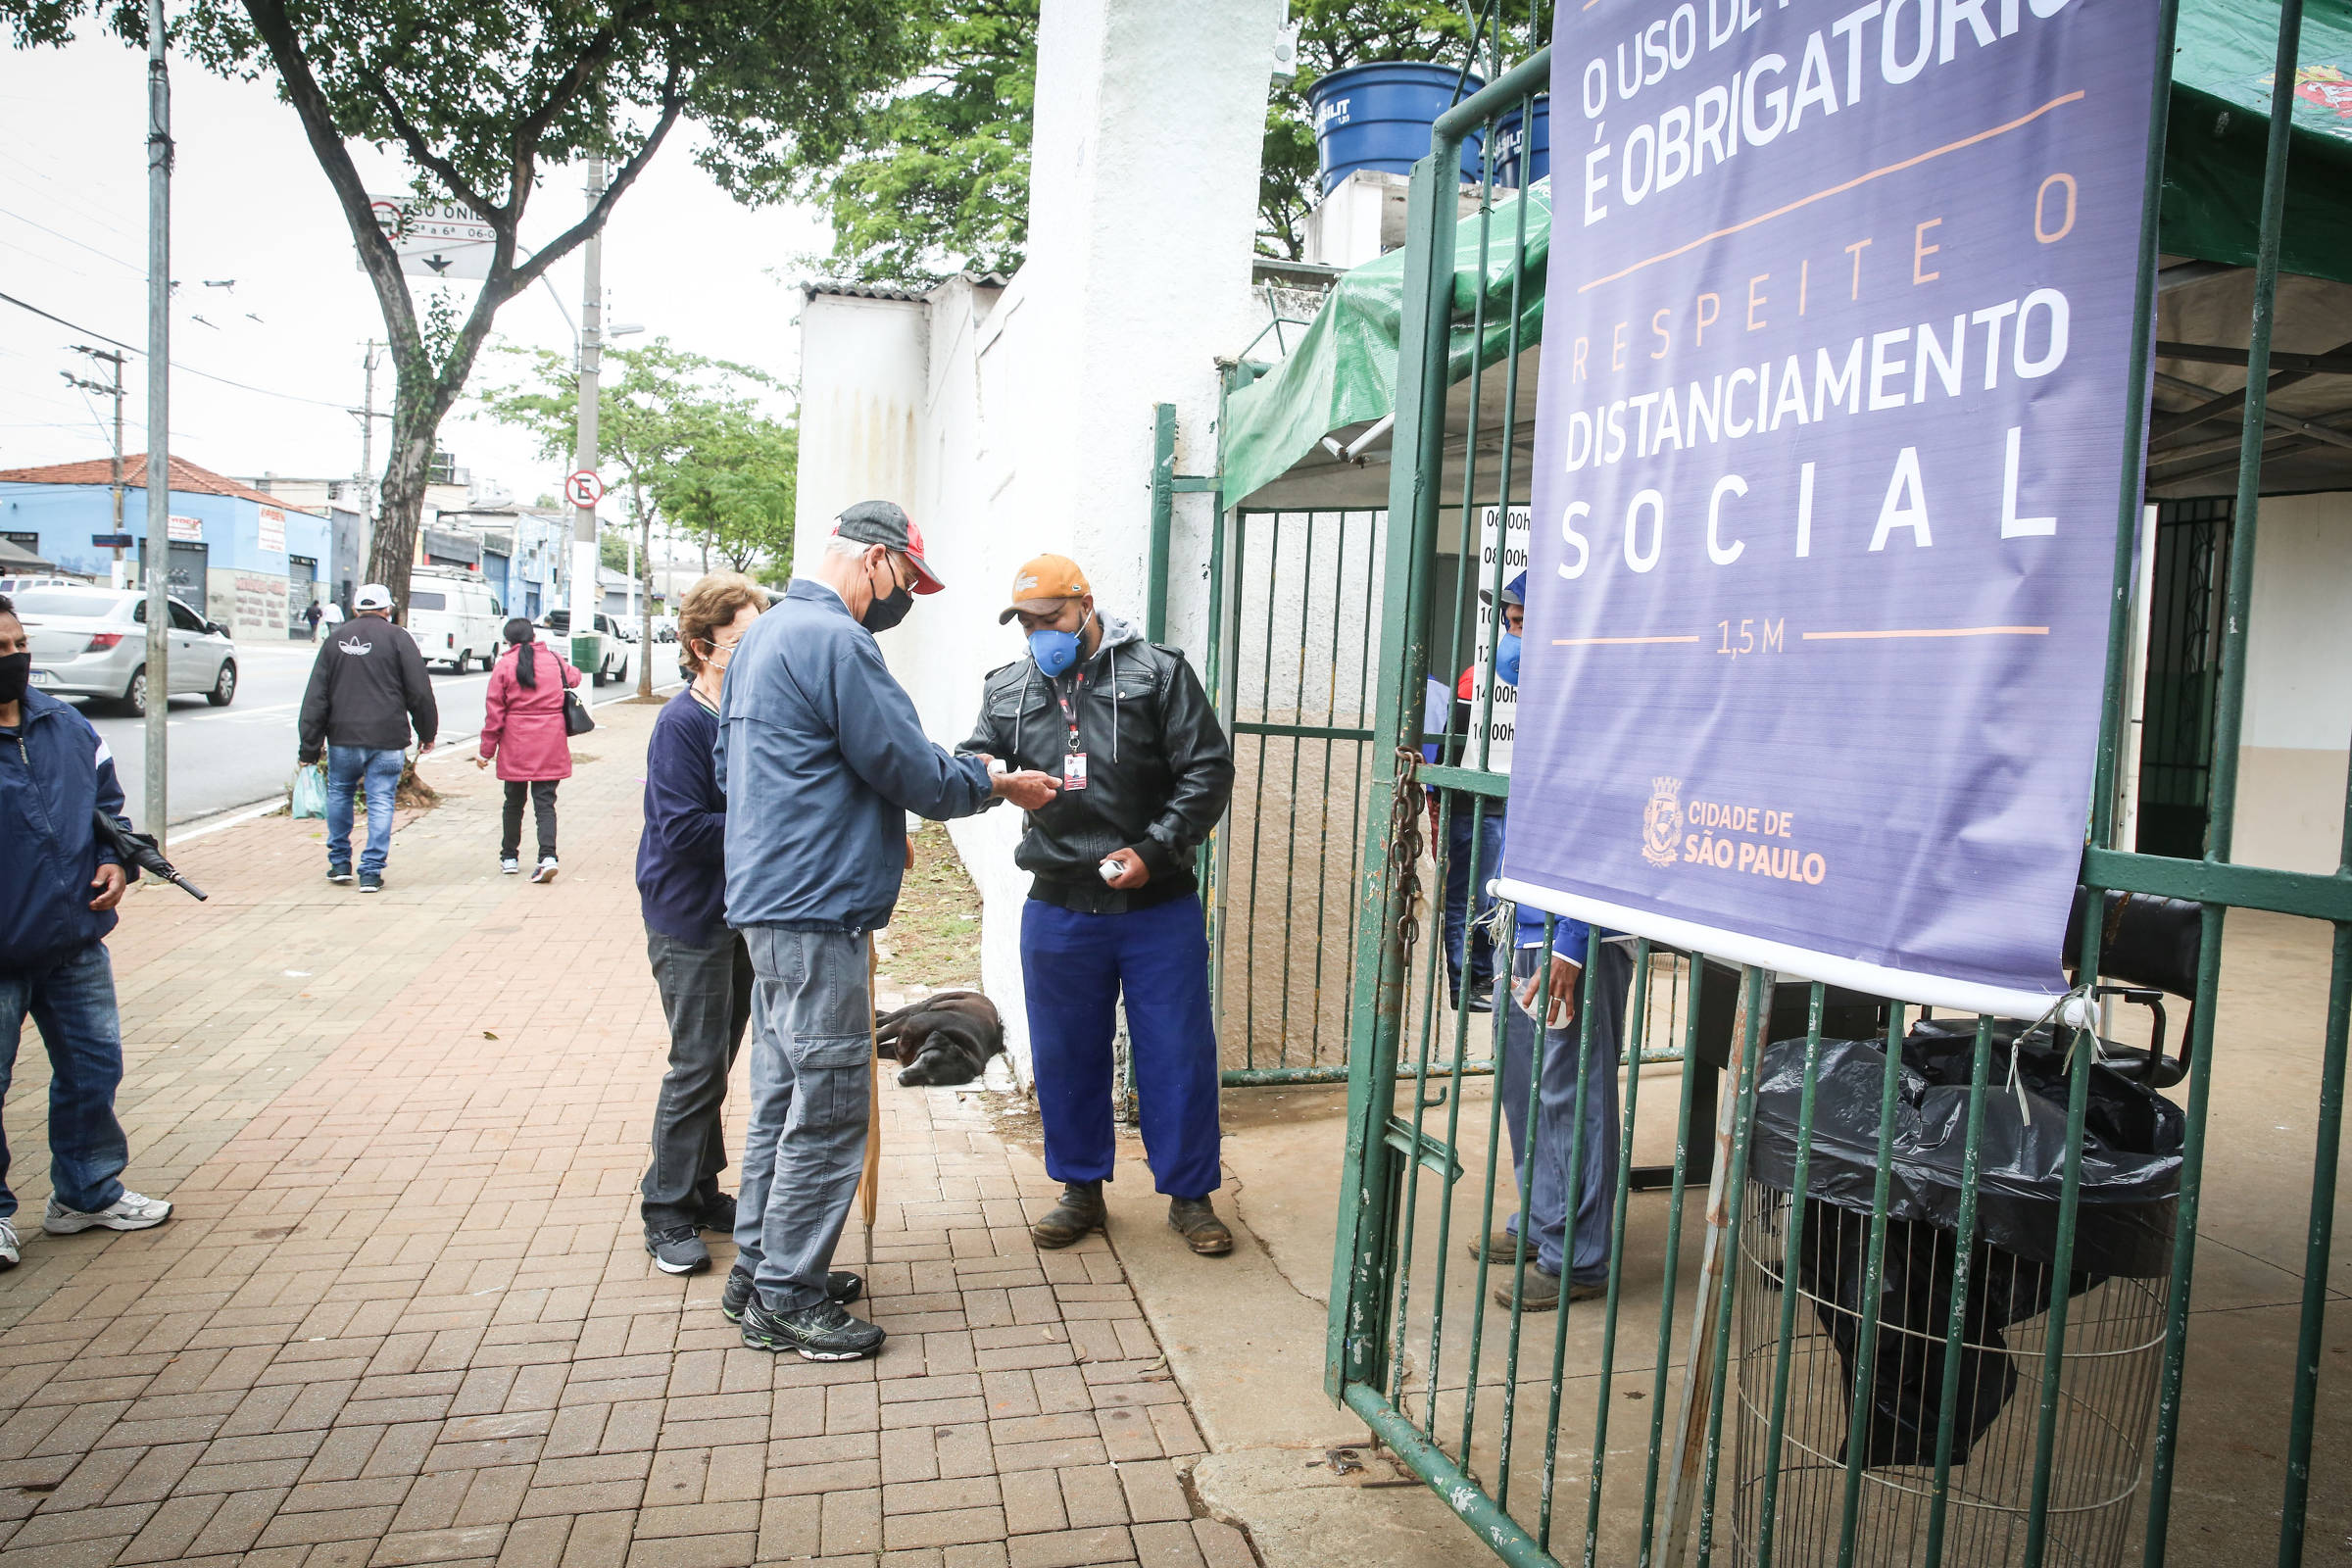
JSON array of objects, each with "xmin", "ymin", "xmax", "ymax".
[{"xmin": 1313, "ymin": 9, "xmax": 2352, "ymax": 1567}]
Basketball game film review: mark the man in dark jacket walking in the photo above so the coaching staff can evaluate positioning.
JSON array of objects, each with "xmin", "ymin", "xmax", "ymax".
[
  {"xmin": 298, "ymin": 582, "xmax": 437, "ymax": 892},
  {"xmin": 961, "ymin": 555, "xmax": 1237, "ymax": 1257},
  {"xmin": 0, "ymin": 594, "xmax": 174, "ymax": 1271},
  {"xmin": 719, "ymin": 504, "xmax": 1057, "ymax": 1361}
]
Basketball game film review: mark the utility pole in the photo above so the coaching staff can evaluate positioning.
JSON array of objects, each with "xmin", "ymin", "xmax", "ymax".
[
  {"xmin": 142, "ymin": 0, "xmax": 172, "ymax": 843},
  {"xmin": 354, "ymin": 340, "xmax": 383, "ymax": 602},
  {"xmin": 568, "ymin": 157, "xmax": 604, "ymax": 651},
  {"xmin": 62, "ymin": 345, "xmax": 127, "ymax": 587}
]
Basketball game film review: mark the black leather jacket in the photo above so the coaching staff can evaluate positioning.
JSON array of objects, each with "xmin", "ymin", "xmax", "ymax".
[{"xmin": 959, "ymin": 613, "xmax": 1235, "ymax": 912}]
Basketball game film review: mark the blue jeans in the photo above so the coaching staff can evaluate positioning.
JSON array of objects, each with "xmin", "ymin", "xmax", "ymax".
[
  {"xmin": 1497, "ymin": 939, "xmax": 1633, "ymax": 1285},
  {"xmin": 1443, "ymin": 806, "xmax": 1505, "ymax": 1003},
  {"xmin": 734, "ymin": 926, "xmax": 871, "ymax": 1312},
  {"xmin": 1021, "ymin": 895, "xmax": 1221, "ymax": 1200},
  {"xmin": 326, "ymin": 745, "xmax": 406, "ymax": 875},
  {"xmin": 0, "ymin": 943, "xmax": 129, "ymax": 1220}
]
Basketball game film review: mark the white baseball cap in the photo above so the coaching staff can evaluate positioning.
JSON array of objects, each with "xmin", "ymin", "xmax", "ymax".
[{"xmin": 354, "ymin": 583, "xmax": 392, "ymax": 611}]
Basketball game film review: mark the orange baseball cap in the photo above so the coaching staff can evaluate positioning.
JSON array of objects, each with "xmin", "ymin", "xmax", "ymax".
[{"xmin": 999, "ymin": 554, "xmax": 1091, "ymax": 623}]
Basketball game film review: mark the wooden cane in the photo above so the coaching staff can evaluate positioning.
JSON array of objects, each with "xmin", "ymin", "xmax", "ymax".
[{"xmin": 858, "ymin": 933, "xmax": 882, "ymax": 1267}]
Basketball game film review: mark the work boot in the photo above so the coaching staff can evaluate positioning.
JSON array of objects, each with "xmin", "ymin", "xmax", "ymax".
[
  {"xmin": 1167, "ymin": 1197, "xmax": 1233, "ymax": 1255},
  {"xmin": 740, "ymin": 1297, "xmax": 886, "ymax": 1361},
  {"xmin": 1491, "ymin": 1263, "xmax": 1606, "ymax": 1312},
  {"xmin": 721, "ymin": 1265, "xmax": 862, "ymax": 1323},
  {"xmin": 1030, "ymin": 1180, "xmax": 1106, "ymax": 1249},
  {"xmin": 1466, "ymin": 1228, "xmax": 1530, "ymax": 1264}
]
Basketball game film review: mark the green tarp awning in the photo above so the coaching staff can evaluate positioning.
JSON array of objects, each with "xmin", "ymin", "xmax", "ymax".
[{"xmin": 1223, "ymin": 0, "xmax": 2352, "ymax": 509}]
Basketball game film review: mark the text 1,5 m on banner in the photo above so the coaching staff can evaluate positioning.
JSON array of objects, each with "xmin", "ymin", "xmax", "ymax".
[{"xmin": 1499, "ymin": 0, "xmax": 2160, "ymax": 1016}]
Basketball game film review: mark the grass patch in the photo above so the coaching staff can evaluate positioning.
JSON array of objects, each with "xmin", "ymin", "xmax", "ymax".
[{"xmin": 878, "ymin": 821, "xmax": 985, "ymax": 991}]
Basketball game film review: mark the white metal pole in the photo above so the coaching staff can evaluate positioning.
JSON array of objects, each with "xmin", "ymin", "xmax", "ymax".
[
  {"xmin": 142, "ymin": 0, "xmax": 171, "ymax": 843},
  {"xmin": 568, "ymin": 157, "xmax": 603, "ymax": 641}
]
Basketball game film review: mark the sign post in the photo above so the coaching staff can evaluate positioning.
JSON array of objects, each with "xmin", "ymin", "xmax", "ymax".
[{"xmin": 1502, "ymin": 0, "xmax": 2163, "ymax": 1016}]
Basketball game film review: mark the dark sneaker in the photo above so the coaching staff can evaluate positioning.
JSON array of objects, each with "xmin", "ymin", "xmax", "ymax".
[
  {"xmin": 1167, "ymin": 1197, "xmax": 1233, "ymax": 1255},
  {"xmin": 1466, "ymin": 992, "xmax": 1495, "ymax": 1014},
  {"xmin": 326, "ymin": 863, "xmax": 353, "ymax": 885},
  {"xmin": 721, "ymin": 1266, "xmax": 863, "ymax": 1323},
  {"xmin": 647, "ymin": 1226, "xmax": 710, "ymax": 1275},
  {"xmin": 359, "ymin": 871, "xmax": 383, "ymax": 893},
  {"xmin": 1030, "ymin": 1180, "xmax": 1106, "ymax": 1249},
  {"xmin": 741, "ymin": 1297, "xmax": 886, "ymax": 1361},
  {"xmin": 1491, "ymin": 1263, "xmax": 1606, "ymax": 1312},
  {"xmin": 696, "ymin": 1191, "xmax": 737, "ymax": 1234}
]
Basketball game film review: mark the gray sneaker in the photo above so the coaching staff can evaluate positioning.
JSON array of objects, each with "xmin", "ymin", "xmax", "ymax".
[
  {"xmin": 44, "ymin": 1190, "xmax": 172, "ymax": 1235},
  {"xmin": 741, "ymin": 1297, "xmax": 886, "ymax": 1361},
  {"xmin": 721, "ymin": 1265, "xmax": 862, "ymax": 1322},
  {"xmin": 0, "ymin": 1217, "xmax": 18, "ymax": 1270},
  {"xmin": 646, "ymin": 1227, "xmax": 710, "ymax": 1275}
]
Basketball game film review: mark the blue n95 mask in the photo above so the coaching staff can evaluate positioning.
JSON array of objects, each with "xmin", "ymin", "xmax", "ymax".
[
  {"xmin": 1495, "ymin": 631, "xmax": 1522, "ymax": 687},
  {"xmin": 1029, "ymin": 610, "xmax": 1093, "ymax": 678}
]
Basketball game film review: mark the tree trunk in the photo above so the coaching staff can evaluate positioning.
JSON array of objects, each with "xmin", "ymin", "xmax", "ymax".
[{"xmin": 369, "ymin": 423, "xmax": 438, "ymax": 621}]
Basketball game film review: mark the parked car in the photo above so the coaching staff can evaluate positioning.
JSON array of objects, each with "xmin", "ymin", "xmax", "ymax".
[
  {"xmin": 0, "ymin": 574, "xmax": 81, "ymax": 596},
  {"xmin": 535, "ymin": 609, "xmax": 634, "ymax": 686},
  {"xmin": 406, "ymin": 569, "xmax": 506, "ymax": 672},
  {"xmin": 13, "ymin": 586, "xmax": 237, "ymax": 714}
]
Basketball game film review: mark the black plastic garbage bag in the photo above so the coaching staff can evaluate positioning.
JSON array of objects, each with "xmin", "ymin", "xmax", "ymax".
[{"xmin": 1746, "ymin": 1029, "xmax": 2182, "ymax": 1467}]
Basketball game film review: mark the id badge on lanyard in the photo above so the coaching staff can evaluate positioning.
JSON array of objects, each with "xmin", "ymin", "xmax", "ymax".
[{"xmin": 1057, "ymin": 680, "xmax": 1088, "ymax": 790}]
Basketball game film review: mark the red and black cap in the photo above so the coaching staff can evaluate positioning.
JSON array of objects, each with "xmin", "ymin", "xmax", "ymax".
[{"xmin": 833, "ymin": 500, "xmax": 945, "ymax": 594}]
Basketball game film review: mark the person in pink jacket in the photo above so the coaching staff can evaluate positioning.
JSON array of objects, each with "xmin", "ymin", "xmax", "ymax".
[{"xmin": 475, "ymin": 617, "xmax": 581, "ymax": 882}]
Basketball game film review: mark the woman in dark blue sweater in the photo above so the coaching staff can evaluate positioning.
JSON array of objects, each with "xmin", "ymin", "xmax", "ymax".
[{"xmin": 636, "ymin": 573, "xmax": 767, "ymax": 1275}]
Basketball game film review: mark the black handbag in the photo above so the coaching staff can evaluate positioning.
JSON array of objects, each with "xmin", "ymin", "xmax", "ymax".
[{"xmin": 561, "ymin": 670, "xmax": 595, "ymax": 736}]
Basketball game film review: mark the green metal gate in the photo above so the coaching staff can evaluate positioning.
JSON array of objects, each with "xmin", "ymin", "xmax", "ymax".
[{"xmin": 1325, "ymin": 15, "xmax": 2352, "ymax": 1568}]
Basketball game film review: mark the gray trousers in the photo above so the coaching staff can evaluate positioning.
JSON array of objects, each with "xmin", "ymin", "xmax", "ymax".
[
  {"xmin": 734, "ymin": 926, "xmax": 871, "ymax": 1312},
  {"xmin": 1497, "ymin": 939, "xmax": 1634, "ymax": 1286},
  {"xmin": 640, "ymin": 926, "xmax": 753, "ymax": 1233}
]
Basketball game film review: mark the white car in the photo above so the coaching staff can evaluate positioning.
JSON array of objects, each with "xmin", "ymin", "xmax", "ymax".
[
  {"xmin": 406, "ymin": 570, "xmax": 507, "ymax": 673},
  {"xmin": 14, "ymin": 585, "xmax": 238, "ymax": 714},
  {"xmin": 535, "ymin": 610, "xmax": 634, "ymax": 686}
]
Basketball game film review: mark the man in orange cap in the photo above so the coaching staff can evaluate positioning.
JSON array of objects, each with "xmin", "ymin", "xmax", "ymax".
[{"xmin": 961, "ymin": 556, "xmax": 1237, "ymax": 1256}]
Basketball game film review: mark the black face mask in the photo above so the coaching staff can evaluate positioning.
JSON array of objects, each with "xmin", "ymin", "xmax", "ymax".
[
  {"xmin": 0, "ymin": 652, "xmax": 29, "ymax": 706},
  {"xmin": 861, "ymin": 557, "xmax": 914, "ymax": 634}
]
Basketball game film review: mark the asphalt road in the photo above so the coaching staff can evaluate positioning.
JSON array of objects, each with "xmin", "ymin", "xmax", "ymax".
[{"xmin": 74, "ymin": 634, "xmax": 679, "ymax": 826}]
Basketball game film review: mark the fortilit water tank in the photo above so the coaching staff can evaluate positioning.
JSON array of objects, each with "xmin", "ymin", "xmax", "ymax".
[
  {"xmin": 1306, "ymin": 62, "xmax": 1487, "ymax": 195},
  {"xmin": 1494, "ymin": 95, "xmax": 1549, "ymax": 187}
]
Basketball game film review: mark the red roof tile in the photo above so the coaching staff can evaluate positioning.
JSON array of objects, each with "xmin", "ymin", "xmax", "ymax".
[{"xmin": 0, "ymin": 454, "xmax": 325, "ymax": 515}]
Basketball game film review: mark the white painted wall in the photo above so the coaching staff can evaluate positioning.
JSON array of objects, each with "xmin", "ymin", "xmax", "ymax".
[
  {"xmin": 787, "ymin": 0, "xmax": 1282, "ymax": 1080},
  {"xmin": 2234, "ymin": 491, "xmax": 2352, "ymax": 873}
]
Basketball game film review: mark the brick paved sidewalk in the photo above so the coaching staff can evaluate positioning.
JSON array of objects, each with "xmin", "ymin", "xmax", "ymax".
[{"xmin": 0, "ymin": 701, "xmax": 1259, "ymax": 1568}]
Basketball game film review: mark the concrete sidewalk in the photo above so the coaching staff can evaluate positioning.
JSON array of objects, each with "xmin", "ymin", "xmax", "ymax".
[{"xmin": 0, "ymin": 699, "xmax": 1259, "ymax": 1568}]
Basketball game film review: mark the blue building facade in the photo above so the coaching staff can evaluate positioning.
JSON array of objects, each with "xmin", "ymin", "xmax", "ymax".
[{"xmin": 0, "ymin": 455, "xmax": 333, "ymax": 639}]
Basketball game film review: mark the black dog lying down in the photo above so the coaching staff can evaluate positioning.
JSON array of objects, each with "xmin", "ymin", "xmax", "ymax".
[{"xmin": 874, "ymin": 991, "xmax": 1006, "ymax": 1087}]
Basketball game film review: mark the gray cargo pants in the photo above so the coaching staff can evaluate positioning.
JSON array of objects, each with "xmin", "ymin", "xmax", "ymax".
[{"xmin": 734, "ymin": 926, "xmax": 872, "ymax": 1312}]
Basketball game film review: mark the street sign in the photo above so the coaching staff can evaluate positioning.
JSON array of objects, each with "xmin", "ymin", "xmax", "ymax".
[
  {"xmin": 92, "ymin": 533, "xmax": 133, "ymax": 549},
  {"xmin": 366, "ymin": 193, "xmax": 497, "ymax": 281},
  {"xmin": 564, "ymin": 469, "xmax": 606, "ymax": 509}
]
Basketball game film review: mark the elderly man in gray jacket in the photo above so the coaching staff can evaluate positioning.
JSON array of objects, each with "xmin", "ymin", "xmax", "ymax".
[{"xmin": 717, "ymin": 502, "xmax": 1057, "ymax": 1361}]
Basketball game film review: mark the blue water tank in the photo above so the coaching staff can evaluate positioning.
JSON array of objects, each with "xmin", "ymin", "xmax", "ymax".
[
  {"xmin": 1494, "ymin": 96, "xmax": 1549, "ymax": 188},
  {"xmin": 1307, "ymin": 62, "xmax": 1488, "ymax": 195}
]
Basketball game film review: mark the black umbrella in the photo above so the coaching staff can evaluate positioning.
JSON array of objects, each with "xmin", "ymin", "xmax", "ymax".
[{"xmin": 90, "ymin": 810, "xmax": 207, "ymax": 901}]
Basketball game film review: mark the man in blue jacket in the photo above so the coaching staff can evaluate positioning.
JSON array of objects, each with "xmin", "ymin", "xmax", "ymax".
[
  {"xmin": 0, "ymin": 594, "xmax": 174, "ymax": 1272},
  {"xmin": 719, "ymin": 504, "xmax": 1058, "ymax": 1361}
]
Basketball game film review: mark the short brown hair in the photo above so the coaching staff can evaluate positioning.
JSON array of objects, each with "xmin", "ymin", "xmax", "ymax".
[{"xmin": 677, "ymin": 572, "xmax": 765, "ymax": 673}]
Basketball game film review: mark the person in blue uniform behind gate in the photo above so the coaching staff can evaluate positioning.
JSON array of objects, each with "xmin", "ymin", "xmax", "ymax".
[{"xmin": 960, "ymin": 555, "xmax": 1238, "ymax": 1257}]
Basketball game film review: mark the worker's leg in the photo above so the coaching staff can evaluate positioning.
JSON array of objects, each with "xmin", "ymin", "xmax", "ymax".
[{"xmin": 1112, "ymin": 897, "xmax": 1222, "ymax": 1200}]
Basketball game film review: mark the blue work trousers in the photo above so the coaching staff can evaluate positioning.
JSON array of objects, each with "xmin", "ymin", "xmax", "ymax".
[
  {"xmin": 1442, "ymin": 807, "xmax": 1504, "ymax": 1003},
  {"xmin": 326, "ymin": 745, "xmax": 406, "ymax": 875},
  {"xmin": 1496, "ymin": 939, "xmax": 1633, "ymax": 1286},
  {"xmin": 0, "ymin": 942, "xmax": 129, "ymax": 1221},
  {"xmin": 1021, "ymin": 896, "xmax": 1221, "ymax": 1200}
]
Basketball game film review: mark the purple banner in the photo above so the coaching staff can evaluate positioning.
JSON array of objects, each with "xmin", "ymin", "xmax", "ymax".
[{"xmin": 1504, "ymin": 0, "xmax": 2157, "ymax": 1014}]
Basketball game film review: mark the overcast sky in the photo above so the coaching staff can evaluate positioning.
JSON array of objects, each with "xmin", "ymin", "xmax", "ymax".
[{"xmin": 0, "ymin": 26, "xmax": 827, "ymax": 514}]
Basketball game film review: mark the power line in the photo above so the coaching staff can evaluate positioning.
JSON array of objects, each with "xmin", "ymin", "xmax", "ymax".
[
  {"xmin": 0, "ymin": 286, "xmax": 367, "ymax": 413},
  {"xmin": 0, "ymin": 202, "xmax": 144, "ymax": 275}
]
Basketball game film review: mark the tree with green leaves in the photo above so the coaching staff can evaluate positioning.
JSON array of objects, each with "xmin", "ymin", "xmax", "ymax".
[
  {"xmin": 477, "ymin": 337, "xmax": 785, "ymax": 694},
  {"xmin": 3, "ymin": 0, "xmax": 916, "ymax": 613},
  {"xmin": 651, "ymin": 411, "xmax": 798, "ymax": 584},
  {"xmin": 769, "ymin": 0, "xmax": 1035, "ymax": 284}
]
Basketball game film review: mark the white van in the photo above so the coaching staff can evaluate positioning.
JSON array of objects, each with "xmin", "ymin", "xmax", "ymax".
[{"xmin": 406, "ymin": 569, "xmax": 507, "ymax": 673}]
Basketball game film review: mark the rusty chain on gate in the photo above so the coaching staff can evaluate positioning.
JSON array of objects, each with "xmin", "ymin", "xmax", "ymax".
[{"xmin": 1388, "ymin": 746, "xmax": 1428, "ymax": 970}]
